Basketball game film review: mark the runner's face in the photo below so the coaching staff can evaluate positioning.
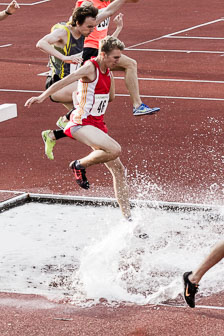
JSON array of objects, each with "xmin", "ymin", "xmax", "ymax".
[
  {"xmin": 103, "ymin": 49, "xmax": 122, "ymax": 68},
  {"xmin": 77, "ymin": 17, "xmax": 96, "ymax": 36}
]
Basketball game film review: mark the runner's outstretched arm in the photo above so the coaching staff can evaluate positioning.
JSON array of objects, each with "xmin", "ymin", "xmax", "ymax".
[
  {"xmin": 96, "ymin": 0, "xmax": 139, "ymax": 25},
  {"xmin": 25, "ymin": 62, "xmax": 95, "ymax": 107},
  {"xmin": 0, "ymin": 0, "xmax": 19, "ymax": 21},
  {"xmin": 109, "ymin": 73, "xmax": 115, "ymax": 102},
  {"xmin": 111, "ymin": 13, "xmax": 124, "ymax": 38},
  {"xmin": 36, "ymin": 29, "xmax": 83, "ymax": 64}
]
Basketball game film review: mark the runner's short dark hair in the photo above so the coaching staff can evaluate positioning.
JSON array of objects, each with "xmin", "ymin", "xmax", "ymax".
[{"xmin": 71, "ymin": 4, "xmax": 98, "ymax": 26}]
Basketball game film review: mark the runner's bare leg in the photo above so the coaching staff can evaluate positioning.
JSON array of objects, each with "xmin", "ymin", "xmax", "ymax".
[
  {"xmin": 69, "ymin": 125, "xmax": 131, "ymax": 219},
  {"xmin": 112, "ymin": 54, "xmax": 142, "ymax": 108},
  {"xmin": 70, "ymin": 125, "xmax": 121, "ymax": 167},
  {"xmin": 51, "ymin": 81, "xmax": 78, "ymax": 110},
  {"xmin": 189, "ymin": 241, "xmax": 224, "ymax": 284},
  {"xmin": 105, "ymin": 158, "xmax": 131, "ymax": 220}
]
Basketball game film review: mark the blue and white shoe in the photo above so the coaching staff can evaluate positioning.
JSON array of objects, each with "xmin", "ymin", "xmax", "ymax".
[{"xmin": 133, "ymin": 103, "xmax": 160, "ymax": 116}]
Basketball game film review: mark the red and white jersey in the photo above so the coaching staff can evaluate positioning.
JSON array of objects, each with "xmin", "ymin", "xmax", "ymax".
[{"xmin": 70, "ymin": 58, "xmax": 111, "ymax": 126}]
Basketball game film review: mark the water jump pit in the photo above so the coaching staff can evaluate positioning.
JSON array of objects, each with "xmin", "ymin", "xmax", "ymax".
[{"xmin": 0, "ymin": 192, "xmax": 224, "ymax": 308}]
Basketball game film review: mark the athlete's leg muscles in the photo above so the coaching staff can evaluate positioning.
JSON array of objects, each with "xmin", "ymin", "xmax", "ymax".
[
  {"xmin": 51, "ymin": 81, "xmax": 78, "ymax": 106},
  {"xmin": 70, "ymin": 125, "xmax": 121, "ymax": 167},
  {"xmin": 189, "ymin": 240, "xmax": 224, "ymax": 284},
  {"xmin": 111, "ymin": 54, "xmax": 141, "ymax": 108},
  {"xmin": 112, "ymin": 54, "xmax": 160, "ymax": 116},
  {"xmin": 105, "ymin": 157, "xmax": 131, "ymax": 220}
]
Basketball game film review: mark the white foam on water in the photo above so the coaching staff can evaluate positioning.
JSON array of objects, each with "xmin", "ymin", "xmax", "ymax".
[{"xmin": 0, "ymin": 202, "xmax": 224, "ymax": 306}]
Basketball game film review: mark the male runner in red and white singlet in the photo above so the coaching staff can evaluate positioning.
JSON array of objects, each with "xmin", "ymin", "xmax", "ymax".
[
  {"xmin": 65, "ymin": 56, "xmax": 111, "ymax": 135},
  {"xmin": 75, "ymin": 0, "xmax": 160, "ymax": 116},
  {"xmin": 25, "ymin": 36, "xmax": 131, "ymax": 220},
  {"xmin": 38, "ymin": 0, "xmax": 159, "ymax": 163}
]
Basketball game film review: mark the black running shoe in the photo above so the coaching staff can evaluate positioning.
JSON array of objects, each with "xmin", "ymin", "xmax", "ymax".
[
  {"xmin": 183, "ymin": 271, "xmax": 199, "ymax": 308},
  {"xmin": 70, "ymin": 160, "xmax": 90, "ymax": 190},
  {"xmin": 138, "ymin": 233, "xmax": 149, "ymax": 239}
]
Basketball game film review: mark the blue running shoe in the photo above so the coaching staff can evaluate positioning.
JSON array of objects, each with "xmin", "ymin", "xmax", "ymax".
[{"xmin": 133, "ymin": 103, "xmax": 160, "ymax": 116}]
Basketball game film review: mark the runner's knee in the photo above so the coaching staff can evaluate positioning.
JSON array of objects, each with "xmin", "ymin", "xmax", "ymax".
[
  {"xmin": 50, "ymin": 92, "xmax": 61, "ymax": 103},
  {"xmin": 110, "ymin": 143, "xmax": 121, "ymax": 159}
]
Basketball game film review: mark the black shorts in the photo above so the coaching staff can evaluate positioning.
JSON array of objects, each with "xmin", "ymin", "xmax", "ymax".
[
  {"xmin": 45, "ymin": 74, "xmax": 61, "ymax": 102},
  {"xmin": 45, "ymin": 74, "xmax": 61, "ymax": 89},
  {"xmin": 82, "ymin": 47, "xmax": 99, "ymax": 64}
]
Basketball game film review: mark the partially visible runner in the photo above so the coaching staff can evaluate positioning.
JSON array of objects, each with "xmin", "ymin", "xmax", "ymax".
[
  {"xmin": 38, "ymin": 0, "xmax": 159, "ymax": 118},
  {"xmin": 41, "ymin": 6, "xmax": 123, "ymax": 160},
  {"xmin": 75, "ymin": 0, "xmax": 159, "ymax": 116},
  {"xmin": 183, "ymin": 240, "xmax": 224, "ymax": 308},
  {"xmin": 25, "ymin": 36, "xmax": 131, "ymax": 220},
  {"xmin": 77, "ymin": 0, "xmax": 120, "ymax": 63},
  {"xmin": 0, "ymin": 0, "xmax": 19, "ymax": 21},
  {"xmin": 37, "ymin": 1, "xmax": 127, "ymax": 110},
  {"xmin": 40, "ymin": 2, "xmax": 159, "ymax": 160}
]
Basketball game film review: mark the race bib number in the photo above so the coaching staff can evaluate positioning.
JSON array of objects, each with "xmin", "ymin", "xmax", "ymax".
[
  {"xmin": 96, "ymin": 17, "xmax": 110, "ymax": 31},
  {"xmin": 91, "ymin": 94, "xmax": 109, "ymax": 116}
]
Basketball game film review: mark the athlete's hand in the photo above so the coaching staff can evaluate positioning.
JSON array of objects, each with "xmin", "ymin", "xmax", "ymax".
[
  {"xmin": 113, "ymin": 13, "xmax": 124, "ymax": 30},
  {"xmin": 24, "ymin": 96, "xmax": 44, "ymax": 108},
  {"xmin": 6, "ymin": 0, "xmax": 20, "ymax": 14},
  {"xmin": 63, "ymin": 55, "xmax": 83, "ymax": 64}
]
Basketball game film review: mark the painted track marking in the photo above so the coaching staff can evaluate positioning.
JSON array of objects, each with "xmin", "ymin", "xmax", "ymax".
[
  {"xmin": 126, "ymin": 18, "xmax": 223, "ymax": 49},
  {"xmin": 116, "ymin": 94, "xmax": 224, "ymax": 101},
  {"xmin": 160, "ymin": 303, "xmax": 224, "ymax": 311},
  {"xmin": 167, "ymin": 36, "xmax": 224, "ymax": 40},
  {"xmin": 0, "ymin": 44, "xmax": 12, "ymax": 48},
  {"xmin": 1, "ymin": 89, "xmax": 224, "ymax": 102},
  {"xmin": 0, "ymin": 0, "xmax": 50, "ymax": 5},
  {"xmin": 114, "ymin": 77, "xmax": 224, "ymax": 84},
  {"xmin": 125, "ymin": 48, "xmax": 224, "ymax": 54}
]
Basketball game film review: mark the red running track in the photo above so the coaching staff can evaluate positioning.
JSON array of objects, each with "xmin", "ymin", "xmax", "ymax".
[{"xmin": 0, "ymin": 0, "xmax": 224, "ymax": 334}]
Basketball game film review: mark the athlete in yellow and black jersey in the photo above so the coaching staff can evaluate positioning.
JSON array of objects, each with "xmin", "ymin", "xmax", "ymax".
[
  {"xmin": 46, "ymin": 22, "xmax": 84, "ymax": 88},
  {"xmin": 36, "ymin": 5, "xmax": 99, "ymax": 95}
]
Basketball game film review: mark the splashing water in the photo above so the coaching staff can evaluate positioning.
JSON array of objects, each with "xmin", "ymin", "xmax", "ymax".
[
  {"xmin": 71, "ymin": 205, "xmax": 224, "ymax": 306},
  {"xmin": 1, "ymin": 203, "xmax": 224, "ymax": 306}
]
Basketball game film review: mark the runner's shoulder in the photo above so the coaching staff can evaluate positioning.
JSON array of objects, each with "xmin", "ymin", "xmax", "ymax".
[{"xmin": 51, "ymin": 22, "xmax": 70, "ymax": 34}]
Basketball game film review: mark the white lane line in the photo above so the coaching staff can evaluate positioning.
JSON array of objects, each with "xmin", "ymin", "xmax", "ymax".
[
  {"xmin": 125, "ymin": 36, "xmax": 166, "ymax": 49},
  {"xmin": 0, "ymin": 44, "xmax": 12, "ymax": 48},
  {"xmin": 196, "ymin": 305, "xmax": 224, "ymax": 310},
  {"xmin": 160, "ymin": 303, "xmax": 224, "ymax": 310},
  {"xmin": 1, "ymin": 89, "xmax": 224, "ymax": 101},
  {"xmin": 126, "ymin": 18, "xmax": 223, "ymax": 49},
  {"xmin": 114, "ymin": 77, "xmax": 224, "ymax": 84},
  {"xmin": 116, "ymin": 94, "xmax": 224, "ymax": 101},
  {"xmin": 167, "ymin": 36, "xmax": 224, "ymax": 40},
  {"xmin": 30, "ymin": 0, "xmax": 50, "ymax": 4},
  {"xmin": 125, "ymin": 48, "xmax": 224, "ymax": 54},
  {"xmin": 0, "ymin": 0, "xmax": 50, "ymax": 5},
  {"xmin": 0, "ymin": 89, "xmax": 42, "ymax": 93},
  {"xmin": 165, "ymin": 18, "xmax": 224, "ymax": 37}
]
